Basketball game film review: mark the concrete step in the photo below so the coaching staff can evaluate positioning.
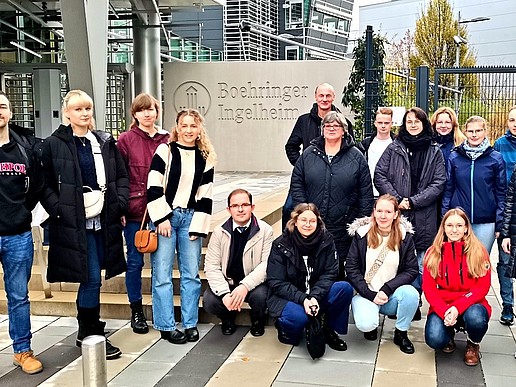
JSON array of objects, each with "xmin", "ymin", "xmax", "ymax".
[
  {"xmin": 0, "ymin": 186, "xmax": 287, "ymax": 320},
  {"xmin": 0, "ymin": 290, "xmax": 255, "ymax": 325}
]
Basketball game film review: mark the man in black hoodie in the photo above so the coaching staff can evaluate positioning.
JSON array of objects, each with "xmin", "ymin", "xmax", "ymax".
[
  {"xmin": 0, "ymin": 91, "xmax": 45, "ymax": 375},
  {"xmin": 283, "ymin": 84, "xmax": 352, "ymax": 228}
]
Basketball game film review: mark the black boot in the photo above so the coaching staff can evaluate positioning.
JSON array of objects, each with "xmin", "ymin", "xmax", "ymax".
[
  {"xmin": 393, "ymin": 328, "xmax": 415, "ymax": 354},
  {"xmin": 323, "ymin": 326, "xmax": 347, "ymax": 351},
  {"xmin": 250, "ymin": 311, "xmax": 265, "ymax": 337},
  {"xmin": 76, "ymin": 305, "xmax": 97, "ymax": 347},
  {"xmin": 130, "ymin": 300, "xmax": 149, "ymax": 334},
  {"xmin": 76, "ymin": 305, "xmax": 122, "ymax": 360}
]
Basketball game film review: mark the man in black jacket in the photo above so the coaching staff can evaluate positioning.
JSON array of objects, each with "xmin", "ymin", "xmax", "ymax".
[
  {"xmin": 282, "ymin": 83, "xmax": 352, "ymax": 228},
  {"xmin": 0, "ymin": 91, "xmax": 44, "ymax": 375}
]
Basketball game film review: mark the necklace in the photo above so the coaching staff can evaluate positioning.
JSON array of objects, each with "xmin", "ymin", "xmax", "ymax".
[{"xmin": 77, "ymin": 137, "xmax": 87, "ymax": 147}]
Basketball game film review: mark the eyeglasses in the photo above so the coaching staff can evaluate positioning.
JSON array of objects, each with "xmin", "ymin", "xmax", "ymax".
[
  {"xmin": 465, "ymin": 129, "xmax": 485, "ymax": 135},
  {"xmin": 298, "ymin": 217, "xmax": 317, "ymax": 226},
  {"xmin": 229, "ymin": 203, "xmax": 252, "ymax": 209},
  {"xmin": 444, "ymin": 223, "xmax": 466, "ymax": 230},
  {"xmin": 323, "ymin": 124, "xmax": 342, "ymax": 130}
]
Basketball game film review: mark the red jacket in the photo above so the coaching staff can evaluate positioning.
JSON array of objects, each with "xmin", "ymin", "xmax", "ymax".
[
  {"xmin": 422, "ymin": 241, "xmax": 491, "ymax": 320},
  {"xmin": 117, "ymin": 126, "xmax": 169, "ymax": 222}
]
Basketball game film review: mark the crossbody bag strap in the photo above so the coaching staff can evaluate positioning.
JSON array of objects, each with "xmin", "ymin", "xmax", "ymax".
[
  {"xmin": 86, "ymin": 131, "xmax": 106, "ymax": 191},
  {"xmin": 364, "ymin": 243, "xmax": 390, "ymax": 284}
]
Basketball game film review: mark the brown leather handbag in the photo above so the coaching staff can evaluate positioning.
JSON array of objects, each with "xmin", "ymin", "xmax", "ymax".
[{"xmin": 134, "ymin": 208, "xmax": 158, "ymax": 253}]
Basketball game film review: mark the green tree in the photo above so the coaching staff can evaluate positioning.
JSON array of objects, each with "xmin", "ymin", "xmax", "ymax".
[
  {"xmin": 409, "ymin": 0, "xmax": 478, "ymax": 101},
  {"xmin": 342, "ymin": 30, "xmax": 387, "ymax": 140}
]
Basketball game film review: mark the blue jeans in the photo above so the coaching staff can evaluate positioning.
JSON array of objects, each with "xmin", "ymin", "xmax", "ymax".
[
  {"xmin": 352, "ymin": 284, "xmax": 419, "ymax": 332},
  {"xmin": 276, "ymin": 281, "xmax": 353, "ymax": 345},
  {"xmin": 0, "ymin": 231, "xmax": 34, "ymax": 353},
  {"xmin": 77, "ymin": 230, "xmax": 104, "ymax": 308},
  {"xmin": 151, "ymin": 208, "xmax": 202, "ymax": 331},
  {"xmin": 425, "ymin": 304, "xmax": 489, "ymax": 349},
  {"xmin": 282, "ymin": 192, "xmax": 295, "ymax": 230},
  {"xmin": 497, "ymin": 238, "xmax": 514, "ymax": 307},
  {"xmin": 124, "ymin": 221, "xmax": 145, "ymax": 303},
  {"xmin": 411, "ymin": 250, "xmax": 425, "ymax": 295},
  {"xmin": 471, "ymin": 223, "xmax": 495, "ymax": 254}
]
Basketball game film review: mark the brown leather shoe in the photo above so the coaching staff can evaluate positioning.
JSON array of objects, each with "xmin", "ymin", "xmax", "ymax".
[
  {"xmin": 442, "ymin": 339, "xmax": 456, "ymax": 354},
  {"xmin": 464, "ymin": 340, "xmax": 480, "ymax": 366},
  {"xmin": 13, "ymin": 351, "xmax": 43, "ymax": 374}
]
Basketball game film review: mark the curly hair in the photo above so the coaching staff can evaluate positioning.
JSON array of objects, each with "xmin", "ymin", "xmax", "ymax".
[
  {"xmin": 171, "ymin": 109, "xmax": 217, "ymax": 166},
  {"xmin": 62, "ymin": 90, "xmax": 96, "ymax": 130},
  {"xmin": 431, "ymin": 106, "xmax": 466, "ymax": 146},
  {"xmin": 424, "ymin": 208, "xmax": 490, "ymax": 279}
]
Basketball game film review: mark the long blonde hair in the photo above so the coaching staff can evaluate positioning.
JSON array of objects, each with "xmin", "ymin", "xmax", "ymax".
[
  {"xmin": 424, "ymin": 208, "xmax": 490, "ymax": 278},
  {"xmin": 62, "ymin": 90, "xmax": 95, "ymax": 130},
  {"xmin": 367, "ymin": 194, "xmax": 402, "ymax": 251},
  {"xmin": 171, "ymin": 109, "xmax": 217, "ymax": 166},
  {"xmin": 431, "ymin": 107, "xmax": 466, "ymax": 146}
]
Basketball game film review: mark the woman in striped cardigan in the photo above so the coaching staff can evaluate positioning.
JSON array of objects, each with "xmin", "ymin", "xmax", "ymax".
[{"xmin": 147, "ymin": 109, "xmax": 217, "ymax": 344}]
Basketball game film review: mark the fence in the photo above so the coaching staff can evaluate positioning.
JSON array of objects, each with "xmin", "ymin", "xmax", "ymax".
[{"xmin": 367, "ymin": 65, "xmax": 516, "ymax": 142}]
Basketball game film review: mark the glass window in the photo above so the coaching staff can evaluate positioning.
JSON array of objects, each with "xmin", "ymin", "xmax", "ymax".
[
  {"xmin": 286, "ymin": 46, "xmax": 299, "ymax": 60},
  {"xmin": 285, "ymin": 0, "xmax": 303, "ymax": 30}
]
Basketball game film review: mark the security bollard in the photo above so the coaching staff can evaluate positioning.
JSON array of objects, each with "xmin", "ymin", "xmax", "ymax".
[{"xmin": 82, "ymin": 335, "xmax": 107, "ymax": 387}]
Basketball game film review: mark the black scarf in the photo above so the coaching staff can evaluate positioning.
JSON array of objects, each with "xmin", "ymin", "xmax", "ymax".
[
  {"xmin": 398, "ymin": 129, "xmax": 432, "ymax": 196},
  {"xmin": 291, "ymin": 227, "xmax": 324, "ymax": 258}
]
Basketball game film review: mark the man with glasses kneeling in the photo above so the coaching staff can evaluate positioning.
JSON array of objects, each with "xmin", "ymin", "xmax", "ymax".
[{"xmin": 203, "ymin": 188, "xmax": 274, "ymax": 336}]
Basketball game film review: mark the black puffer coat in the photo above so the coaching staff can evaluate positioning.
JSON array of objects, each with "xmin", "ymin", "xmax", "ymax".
[
  {"xmin": 345, "ymin": 216, "xmax": 418, "ymax": 301},
  {"xmin": 500, "ymin": 169, "xmax": 516, "ymax": 278},
  {"xmin": 40, "ymin": 124, "xmax": 129, "ymax": 283},
  {"xmin": 266, "ymin": 228, "xmax": 338, "ymax": 318},
  {"xmin": 374, "ymin": 138, "xmax": 446, "ymax": 252},
  {"xmin": 290, "ymin": 135, "xmax": 373, "ymax": 263}
]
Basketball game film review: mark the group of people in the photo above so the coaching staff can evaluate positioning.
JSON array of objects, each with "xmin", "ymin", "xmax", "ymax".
[
  {"xmin": 282, "ymin": 82, "xmax": 516, "ymax": 365},
  {"xmin": 0, "ymin": 89, "xmax": 217, "ymax": 374},
  {"xmin": 0, "ymin": 81, "xmax": 515, "ymax": 376}
]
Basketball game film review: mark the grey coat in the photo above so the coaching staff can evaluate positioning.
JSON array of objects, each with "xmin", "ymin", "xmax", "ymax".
[{"xmin": 374, "ymin": 138, "xmax": 446, "ymax": 251}]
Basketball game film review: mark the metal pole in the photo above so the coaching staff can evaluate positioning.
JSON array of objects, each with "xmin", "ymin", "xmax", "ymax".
[
  {"xmin": 455, "ymin": 11, "xmax": 461, "ymax": 112},
  {"xmin": 364, "ymin": 25, "xmax": 374, "ymax": 137},
  {"xmin": 415, "ymin": 65, "xmax": 430, "ymax": 113},
  {"xmin": 82, "ymin": 335, "xmax": 107, "ymax": 387}
]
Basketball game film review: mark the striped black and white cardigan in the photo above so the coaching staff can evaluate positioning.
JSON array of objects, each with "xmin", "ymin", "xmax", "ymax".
[{"xmin": 147, "ymin": 142, "xmax": 214, "ymax": 237}]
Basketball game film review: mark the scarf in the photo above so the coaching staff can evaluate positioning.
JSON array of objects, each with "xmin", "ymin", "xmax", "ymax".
[
  {"xmin": 463, "ymin": 138, "xmax": 490, "ymax": 160},
  {"xmin": 398, "ymin": 129, "xmax": 432, "ymax": 195},
  {"xmin": 291, "ymin": 227, "xmax": 324, "ymax": 258}
]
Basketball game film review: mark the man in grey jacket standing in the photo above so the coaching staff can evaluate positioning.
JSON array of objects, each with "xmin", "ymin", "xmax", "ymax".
[{"xmin": 203, "ymin": 188, "xmax": 273, "ymax": 336}]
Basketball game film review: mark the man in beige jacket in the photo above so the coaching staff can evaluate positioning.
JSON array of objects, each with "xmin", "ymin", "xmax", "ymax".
[{"xmin": 203, "ymin": 188, "xmax": 273, "ymax": 336}]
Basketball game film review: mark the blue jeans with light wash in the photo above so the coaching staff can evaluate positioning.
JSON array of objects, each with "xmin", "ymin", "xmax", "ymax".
[
  {"xmin": 151, "ymin": 208, "xmax": 202, "ymax": 331},
  {"xmin": 77, "ymin": 230, "xmax": 104, "ymax": 308},
  {"xmin": 471, "ymin": 223, "xmax": 496, "ymax": 254},
  {"xmin": 124, "ymin": 221, "xmax": 145, "ymax": 303},
  {"xmin": 425, "ymin": 304, "xmax": 489, "ymax": 348},
  {"xmin": 0, "ymin": 231, "xmax": 34, "ymax": 353},
  {"xmin": 497, "ymin": 237, "xmax": 514, "ymax": 307},
  {"xmin": 352, "ymin": 284, "xmax": 419, "ymax": 332},
  {"xmin": 276, "ymin": 281, "xmax": 353, "ymax": 345}
]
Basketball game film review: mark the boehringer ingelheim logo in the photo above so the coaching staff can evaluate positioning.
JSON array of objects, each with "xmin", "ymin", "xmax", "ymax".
[{"xmin": 173, "ymin": 81, "xmax": 211, "ymax": 116}]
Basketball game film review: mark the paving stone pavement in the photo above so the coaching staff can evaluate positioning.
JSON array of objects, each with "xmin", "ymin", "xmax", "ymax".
[
  {"xmin": 1, "ymin": 259, "xmax": 515, "ymax": 387},
  {"xmin": 1, "ymin": 172, "xmax": 515, "ymax": 385}
]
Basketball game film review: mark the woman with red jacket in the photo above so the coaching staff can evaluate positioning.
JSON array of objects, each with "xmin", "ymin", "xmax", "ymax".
[
  {"xmin": 117, "ymin": 93, "xmax": 169, "ymax": 334},
  {"xmin": 423, "ymin": 208, "xmax": 491, "ymax": 366}
]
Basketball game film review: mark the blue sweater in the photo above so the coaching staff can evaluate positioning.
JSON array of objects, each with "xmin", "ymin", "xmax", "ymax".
[
  {"xmin": 494, "ymin": 130, "xmax": 516, "ymax": 185},
  {"xmin": 442, "ymin": 145, "xmax": 506, "ymax": 231}
]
